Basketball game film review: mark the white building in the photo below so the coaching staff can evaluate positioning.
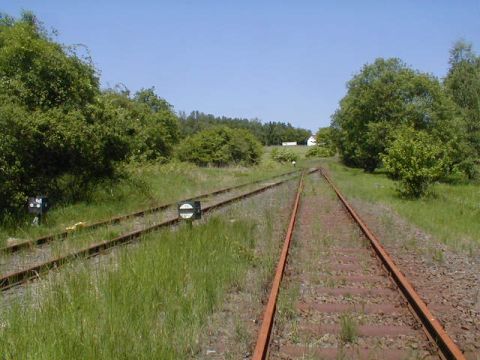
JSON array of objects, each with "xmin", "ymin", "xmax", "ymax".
[{"xmin": 307, "ymin": 136, "xmax": 316, "ymax": 146}]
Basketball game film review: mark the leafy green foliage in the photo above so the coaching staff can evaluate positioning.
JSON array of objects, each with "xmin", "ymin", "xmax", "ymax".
[
  {"xmin": 308, "ymin": 127, "xmax": 337, "ymax": 158},
  {"xmin": 382, "ymin": 127, "xmax": 448, "ymax": 197},
  {"xmin": 332, "ymin": 58, "xmax": 459, "ymax": 172},
  {"xmin": 0, "ymin": 102, "xmax": 130, "ymax": 214},
  {"xmin": 271, "ymin": 148, "xmax": 298, "ymax": 163},
  {"xmin": 99, "ymin": 89, "xmax": 179, "ymax": 162},
  {"xmin": 0, "ymin": 12, "xmax": 99, "ymax": 112},
  {"xmin": 315, "ymin": 127, "xmax": 336, "ymax": 152},
  {"xmin": 176, "ymin": 126, "xmax": 263, "ymax": 166},
  {"xmin": 445, "ymin": 40, "xmax": 480, "ymax": 157},
  {"xmin": 305, "ymin": 146, "xmax": 334, "ymax": 158}
]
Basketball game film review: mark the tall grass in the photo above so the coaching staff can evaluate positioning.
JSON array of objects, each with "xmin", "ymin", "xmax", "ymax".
[
  {"xmin": 324, "ymin": 159, "xmax": 480, "ymax": 250},
  {"xmin": 0, "ymin": 216, "xmax": 258, "ymax": 359},
  {"xmin": 0, "ymin": 160, "xmax": 296, "ymax": 247}
]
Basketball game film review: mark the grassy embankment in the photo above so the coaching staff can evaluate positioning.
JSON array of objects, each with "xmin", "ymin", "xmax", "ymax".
[
  {"xmin": 0, "ymin": 177, "xmax": 297, "ymax": 359},
  {"xmin": 323, "ymin": 159, "xmax": 480, "ymax": 251},
  {"xmin": 0, "ymin": 151, "xmax": 312, "ymax": 247}
]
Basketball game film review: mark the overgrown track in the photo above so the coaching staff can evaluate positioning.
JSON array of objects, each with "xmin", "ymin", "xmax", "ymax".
[
  {"xmin": 1, "ymin": 169, "xmax": 300, "ymax": 254},
  {"xmin": 0, "ymin": 169, "xmax": 316, "ymax": 291},
  {"xmin": 253, "ymin": 168, "xmax": 465, "ymax": 360}
]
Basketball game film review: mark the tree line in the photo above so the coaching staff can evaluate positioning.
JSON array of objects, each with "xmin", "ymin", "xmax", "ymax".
[
  {"xmin": 329, "ymin": 40, "xmax": 480, "ymax": 197},
  {"xmin": 178, "ymin": 111, "xmax": 311, "ymax": 145}
]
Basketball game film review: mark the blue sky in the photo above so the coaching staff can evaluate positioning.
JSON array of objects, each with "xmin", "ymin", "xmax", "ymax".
[{"xmin": 2, "ymin": 1, "xmax": 479, "ymax": 131}]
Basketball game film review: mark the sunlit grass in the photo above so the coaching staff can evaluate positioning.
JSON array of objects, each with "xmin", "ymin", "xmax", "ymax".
[
  {"xmin": 323, "ymin": 159, "xmax": 480, "ymax": 250},
  {"xmin": 0, "ymin": 159, "xmax": 298, "ymax": 247},
  {"xmin": 0, "ymin": 217, "xmax": 257, "ymax": 359},
  {"xmin": 0, "ymin": 177, "xmax": 298, "ymax": 359}
]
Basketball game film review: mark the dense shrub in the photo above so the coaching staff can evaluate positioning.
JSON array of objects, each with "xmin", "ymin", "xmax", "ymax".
[
  {"xmin": 382, "ymin": 127, "xmax": 448, "ymax": 197},
  {"xmin": 271, "ymin": 148, "xmax": 298, "ymax": 163},
  {"xmin": 99, "ymin": 89, "xmax": 179, "ymax": 162},
  {"xmin": 0, "ymin": 104, "xmax": 130, "ymax": 215},
  {"xmin": 315, "ymin": 127, "xmax": 336, "ymax": 154},
  {"xmin": 305, "ymin": 146, "xmax": 335, "ymax": 158},
  {"xmin": 176, "ymin": 127, "xmax": 263, "ymax": 166}
]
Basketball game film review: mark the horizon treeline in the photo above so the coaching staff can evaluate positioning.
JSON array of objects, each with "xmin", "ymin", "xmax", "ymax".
[{"xmin": 178, "ymin": 111, "xmax": 311, "ymax": 145}]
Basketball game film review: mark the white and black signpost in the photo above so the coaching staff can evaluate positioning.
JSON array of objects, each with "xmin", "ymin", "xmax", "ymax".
[
  {"xmin": 28, "ymin": 196, "xmax": 49, "ymax": 225},
  {"xmin": 177, "ymin": 200, "xmax": 202, "ymax": 227}
]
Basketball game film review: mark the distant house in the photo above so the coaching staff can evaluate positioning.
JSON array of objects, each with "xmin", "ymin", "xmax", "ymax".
[
  {"xmin": 307, "ymin": 136, "xmax": 316, "ymax": 146},
  {"xmin": 282, "ymin": 142, "xmax": 297, "ymax": 146}
]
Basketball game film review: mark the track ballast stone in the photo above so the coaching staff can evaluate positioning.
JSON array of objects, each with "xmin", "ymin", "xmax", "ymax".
[{"xmin": 269, "ymin": 173, "xmax": 438, "ymax": 360}]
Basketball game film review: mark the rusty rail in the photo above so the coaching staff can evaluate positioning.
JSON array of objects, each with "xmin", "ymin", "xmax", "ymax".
[
  {"xmin": 252, "ymin": 172, "xmax": 305, "ymax": 360},
  {"xmin": 1, "ymin": 169, "xmax": 317, "ymax": 291},
  {"xmin": 1, "ymin": 169, "xmax": 301, "ymax": 253},
  {"xmin": 320, "ymin": 168, "xmax": 465, "ymax": 360}
]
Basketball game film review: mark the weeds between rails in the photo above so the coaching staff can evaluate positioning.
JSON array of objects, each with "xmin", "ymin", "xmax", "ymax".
[
  {"xmin": 253, "ymin": 168, "xmax": 465, "ymax": 360},
  {"xmin": 0, "ymin": 169, "xmax": 317, "ymax": 291},
  {"xmin": 1, "ymin": 169, "xmax": 301, "ymax": 254}
]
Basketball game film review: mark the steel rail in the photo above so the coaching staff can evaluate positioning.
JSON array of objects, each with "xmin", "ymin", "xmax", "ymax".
[
  {"xmin": 252, "ymin": 172, "xmax": 305, "ymax": 360},
  {"xmin": 0, "ymin": 169, "xmax": 317, "ymax": 292},
  {"xmin": 320, "ymin": 168, "xmax": 465, "ymax": 360},
  {"xmin": 1, "ymin": 169, "xmax": 301, "ymax": 254}
]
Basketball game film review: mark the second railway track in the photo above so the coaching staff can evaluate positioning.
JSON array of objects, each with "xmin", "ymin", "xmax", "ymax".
[
  {"xmin": 253, "ymin": 168, "xmax": 465, "ymax": 360},
  {"xmin": 0, "ymin": 169, "xmax": 312, "ymax": 292}
]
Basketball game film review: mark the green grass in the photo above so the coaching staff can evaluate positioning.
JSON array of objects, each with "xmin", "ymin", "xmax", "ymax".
[
  {"xmin": 339, "ymin": 313, "xmax": 358, "ymax": 344},
  {"xmin": 0, "ymin": 159, "xmax": 301, "ymax": 247},
  {"xmin": 263, "ymin": 145, "xmax": 310, "ymax": 159},
  {"xmin": 0, "ymin": 216, "xmax": 258, "ymax": 359},
  {"xmin": 323, "ymin": 159, "xmax": 480, "ymax": 250},
  {"xmin": 0, "ymin": 176, "xmax": 297, "ymax": 359}
]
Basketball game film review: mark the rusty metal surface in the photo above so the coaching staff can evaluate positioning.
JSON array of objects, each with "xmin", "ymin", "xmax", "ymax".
[
  {"xmin": 252, "ymin": 172, "xmax": 305, "ymax": 360},
  {"xmin": 1, "ymin": 169, "xmax": 301, "ymax": 254},
  {"xmin": 0, "ymin": 170, "xmax": 316, "ymax": 292},
  {"xmin": 320, "ymin": 168, "xmax": 465, "ymax": 360}
]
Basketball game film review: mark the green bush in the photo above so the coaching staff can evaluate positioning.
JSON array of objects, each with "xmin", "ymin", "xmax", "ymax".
[
  {"xmin": 0, "ymin": 104, "xmax": 130, "ymax": 215},
  {"xmin": 271, "ymin": 148, "xmax": 298, "ymax": 163},
  {"xmin": 382, "ymin": 127, "xmax": 448, "ymax": 197},
  {"xmin": 331, "ymin": 58, "xmax": 461, "ymax": 172},
  {"xmin": 99, "ymin": 90, "xmax": 179, "ymax": 162},
  {"xmin": 0, "ymin": 13, "xmax": 183, "ymax": 220},
  {"xmin": 305, "ymin": 146, "xmax": 335, "ymax": 158},
  {"xmin": 176, "ymin": 126, "xmax": 263, "ymax": 166}
]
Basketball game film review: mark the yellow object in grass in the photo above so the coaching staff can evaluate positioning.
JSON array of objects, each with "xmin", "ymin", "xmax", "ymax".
[{"xmin": 65, "ymin": 222, "xmax": 87, "ymax": 232}]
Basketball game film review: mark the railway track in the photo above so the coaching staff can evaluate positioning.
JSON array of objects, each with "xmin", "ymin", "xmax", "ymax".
[
  {"xmin": 0, "ymin": 169, "xmax": 314, "ymax": 292},
  {"xmin": 253, "ymin": 168, "xmax": 465, "ymax": 360},
  {"xmin": 1, "ymin": 169, "xmax": 300, "ymax": 254}
]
